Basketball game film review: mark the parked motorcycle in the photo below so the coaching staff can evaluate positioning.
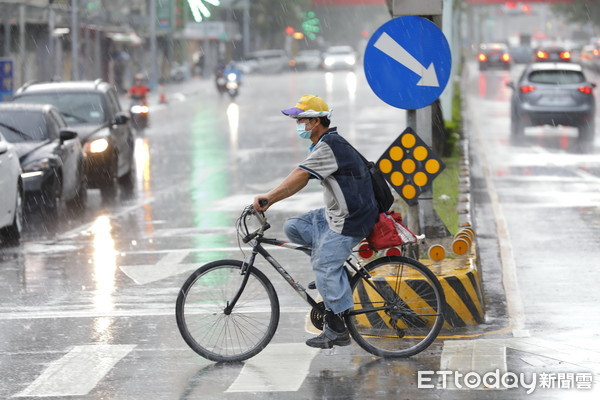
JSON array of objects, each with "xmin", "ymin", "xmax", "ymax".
[{"xmin": 129, "ymin": 96, "xmax": 149, "ymax": 133}]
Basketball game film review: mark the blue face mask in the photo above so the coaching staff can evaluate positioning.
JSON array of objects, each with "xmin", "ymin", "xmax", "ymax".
[{"xmin": 296, "ymin": 122, "xmax": 312, "ymax": 139}]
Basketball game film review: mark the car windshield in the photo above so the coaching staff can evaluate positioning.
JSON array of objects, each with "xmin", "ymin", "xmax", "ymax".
[
  {"xmin": 13, "ymin": 92, "xmax": 106, "ymax": 124},
  {"xmin": 528, "ymin": 70, "xmax": 585, "ymax": 84},
  {"xmin": 0, "ymin": 110, "xmax": 48, "ymax": 142}
]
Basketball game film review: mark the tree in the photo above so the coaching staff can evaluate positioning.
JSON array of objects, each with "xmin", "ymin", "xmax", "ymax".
[
  {"xmin": 551, "ymin": 0, "xmax": 600, "ymax": 31},
  {"xmin": 249, "ymin": 0, "xmax": 312, "ymax": 49}
]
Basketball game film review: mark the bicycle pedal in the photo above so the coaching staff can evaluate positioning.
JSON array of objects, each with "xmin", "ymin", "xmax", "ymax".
[{"xmin": 307, "ymin": 281, "xmax": 317, "ymax": 290}]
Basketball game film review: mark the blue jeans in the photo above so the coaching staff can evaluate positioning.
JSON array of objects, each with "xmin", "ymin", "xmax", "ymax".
[{"xmin": 283, "ymin": 208, "xmax": 363, "ymax": 314}]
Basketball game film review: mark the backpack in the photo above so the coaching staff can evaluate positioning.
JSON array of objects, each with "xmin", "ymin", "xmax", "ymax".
[
  {"xmin": 365, "ymin": 160, "xmax": 395, "ymax": 213},
  {"xmin": 346, "ymin": 143, "xmax": 394, "ymax": 213}
]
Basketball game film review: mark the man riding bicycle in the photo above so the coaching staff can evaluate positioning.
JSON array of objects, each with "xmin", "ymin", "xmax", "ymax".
[{"xmin": 253, "ymin": 94, "xmax": 378, "ymax": 349}]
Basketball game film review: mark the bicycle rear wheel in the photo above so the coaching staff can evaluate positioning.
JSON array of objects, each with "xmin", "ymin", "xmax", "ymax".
[
  {"xmin": 346, "ymin": 256, "xmax": 445, "ymax": 358},
  {"xmin": 176, "ymin": 260, "xmax": 280, "ymax": 362}
]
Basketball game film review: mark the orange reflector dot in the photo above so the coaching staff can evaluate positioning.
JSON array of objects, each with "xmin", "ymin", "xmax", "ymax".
[
  {"xmin": 389, "ymin": 146, "xmax": 403, "ymax": 161},
  {"xmin": 401, "ymin": 133, "xmax": 416, "ymax": 148},
  {"xmin": 414, "ymin": 171, "xmax": 428, "ymax": 186},
  {"xmin": 401, "ymin": 159, "xmax": 416, "ymax": 174},
  {"xmin": 460, "ymin": 227, "xmax": 475, "ymax": 241},
  {"xmin": 452, "ymin": 238, "xmax": 469, "ymax": 255},
  {"xmin": 379, "ymin": 158, "xmax": 392, "ymax": 174},
  {"xmin": 428, "ymin": 244, "xmax": 445, "ymax": 261},
  {"xmin": 455, "ymin": 233, "xmax": 472, "ymax": 246},
  {"xmin": 413, "ymin": 146, "xmax": 428, "ymax": 161},
  {"xmin": 402, "ymin": 184, "xmax": 416, "ymax": 199},
  {"xmin": 425, "ymin": 159, "xmax": 440, "ymax": 174},
  {"xmin": 390, "ymin": 171, "xmax": 404, "ymax": 186}
]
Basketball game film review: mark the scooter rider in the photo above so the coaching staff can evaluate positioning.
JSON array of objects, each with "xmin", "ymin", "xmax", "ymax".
[{"xmin": 129, "ymin": 73, "xmax": 149, "ymax": 104}]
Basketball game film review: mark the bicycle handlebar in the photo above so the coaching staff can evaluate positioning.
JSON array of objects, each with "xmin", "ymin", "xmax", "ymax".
[{"xmin": 240, "ymin": 204, "xmax": 270, "ymax": 243}]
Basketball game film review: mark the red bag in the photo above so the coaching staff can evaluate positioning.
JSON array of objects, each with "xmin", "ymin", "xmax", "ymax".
[{"xmin": 367, "ymin": 211, "xmax": 417, "ymax": 250}]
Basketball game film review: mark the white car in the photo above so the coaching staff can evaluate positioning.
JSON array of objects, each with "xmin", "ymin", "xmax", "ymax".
[
  {"xmin": 322, "ymin": 46, "xmax": 357, "ymax": 70},
  {"xmin": 240, "ymin": 50, "xmax": 290, "ymax": 74},
  {"xmin": 0, "ymin": 132, "xmax": 23, "ymax": 245}
]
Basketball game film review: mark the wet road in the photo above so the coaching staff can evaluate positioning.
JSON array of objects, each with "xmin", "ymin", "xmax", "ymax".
[{"xmin": 0, "ymin": 64, "xmax": 599, "ymax": 399}]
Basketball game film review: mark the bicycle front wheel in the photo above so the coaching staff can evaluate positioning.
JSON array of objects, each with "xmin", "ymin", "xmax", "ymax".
[
  {"xmin": 176, "ymin": 260, "xmax": 280, "ymax": 362},
  {"xmin": 346, "ymin": 256, "xmax": 445, "ymax": 358}
]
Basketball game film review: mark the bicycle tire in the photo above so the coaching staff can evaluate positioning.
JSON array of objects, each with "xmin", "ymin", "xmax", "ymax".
[
  {"xmin": 345, "ymin": 256, "xmax": 445, "ymax": 358},
  {"xmin": 176, "ymin": 260, "xmax": 280, "ymax": 362}
]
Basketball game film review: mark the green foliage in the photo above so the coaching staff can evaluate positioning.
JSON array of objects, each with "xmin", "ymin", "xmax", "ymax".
[
  {"xmin": 433, "ymin": 154, "xmax": 459, "ymax": 236},
  {"xmin": 442, "ymin": 81, "xmax": 462, "ymax": 158},
  {"xmin": 250, "ymin": 0, "xmax": 312, "ymax": 48}
]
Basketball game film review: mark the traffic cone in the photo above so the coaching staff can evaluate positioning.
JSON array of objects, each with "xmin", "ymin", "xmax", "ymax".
[{"xmin": 158, "ymin": 84, "xmax": 167, "ymax": 104}]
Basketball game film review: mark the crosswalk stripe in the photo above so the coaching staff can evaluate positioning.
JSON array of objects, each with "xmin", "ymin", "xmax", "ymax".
[
  {"xmin": 14, "ymin": 344, "xmax": 135, "ymax": 397},
  {"xmin": 226, "ymin": 343, "xmax": 319, "ymax": 392}
]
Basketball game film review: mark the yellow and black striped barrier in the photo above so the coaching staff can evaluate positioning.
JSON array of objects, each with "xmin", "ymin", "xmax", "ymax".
[{"xmin": 356, "ymin": 227, "xmax": 484, "ymax": 328}]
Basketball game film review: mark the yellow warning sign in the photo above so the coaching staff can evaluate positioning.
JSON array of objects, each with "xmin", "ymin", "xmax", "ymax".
[{"xmin": 377, "ymin": 127, "xmax": 445, "ymax": 205}]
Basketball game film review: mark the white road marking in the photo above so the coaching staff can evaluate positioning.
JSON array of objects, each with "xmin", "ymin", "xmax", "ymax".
[
  {"xmin": 440, "ymin": 339, "xmax": 507, "ymax": 390},
  {"xmin": 440, "ymin": 338, "xmax": 600, "ymax": 390},
  {"xmin": 226, "ymin": 343, "xmax": 319, "ymax": 392},
  {"xmin": 14, "ymin": 344, "xmax": 135, "ymax": 397},
  {"xmin": 470, "ymin": 77, "xmax": 529, "ymax": 338},
  {"xmin": 120, "ymin": 250, "xmax": 196, "ymax": 284},
  {"xmin": 0, "ymin": 306, "xmax": 310, "ymax": 321}
]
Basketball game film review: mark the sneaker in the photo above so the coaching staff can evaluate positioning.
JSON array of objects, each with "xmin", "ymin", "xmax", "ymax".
[{"xmin": 306, "ymin": 326, "xmax": 351, "ymax": 349}]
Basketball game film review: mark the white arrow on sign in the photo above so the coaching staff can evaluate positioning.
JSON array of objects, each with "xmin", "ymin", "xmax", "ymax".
[{"xmin": 373, "ymin": 32, "xmax": 439, "ymax": 87}]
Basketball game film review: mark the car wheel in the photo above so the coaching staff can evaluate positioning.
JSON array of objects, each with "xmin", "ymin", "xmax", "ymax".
[
  {"xmin": 43, "ymin": 175, "xmax": 62, "ymax": 219},
  {"xmin": 578, "ymin": 120, "xmax": 595, "ymax": 143},
  {"xmin": 118, "ymin": 160, "xmax": 136, "ymax": 196},
  {"xmin": 0, "ymin": 188, "xmax": 23, "ymax": 245},
  {"xmin": 511, "ymin": 114, "xmax": 525, "ymax": 140},
  {"xmin": 67, "ymin": 176, "xmax": 88, "ymax": 212},
  {"xmin": 100, "ymin": 156, "xmax": 118, "ymax": 201}
]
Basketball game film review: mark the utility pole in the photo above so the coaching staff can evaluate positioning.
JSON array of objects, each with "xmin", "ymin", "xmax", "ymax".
[
  {"xmin": 19, "ymin": 3, "xmax": 25, "ymax": 85},
  {"xmin": 48, "ymin": 3, "xmax": 55, "ymax": 80},
  {"xmin": 71, "ymin": 0, "xmax": 79, "ymax": 80},
  {"xmin": 243, "ymin": 0, "xmax": 250, "ymax": 58},
  {"xmin": 149, "ymin": 0, "xmax": 158, "ymax": 88},
  {"xmin": 390, "ymin": 0, "xmax": 449, "ymax": 239},
  {"xmin": 3, "ymin": 4, "xmax": 11, "ymax": 58}
]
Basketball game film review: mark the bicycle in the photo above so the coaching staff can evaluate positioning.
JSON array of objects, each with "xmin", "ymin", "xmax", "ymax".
[{"xmin": 176, "ymin": 205, "xmax": 445, "ymax": 362}]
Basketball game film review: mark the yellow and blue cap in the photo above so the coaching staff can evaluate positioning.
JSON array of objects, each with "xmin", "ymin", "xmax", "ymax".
[{"xmin": 281, "ymin": 94, "xmax": 333, "ymax": 119}]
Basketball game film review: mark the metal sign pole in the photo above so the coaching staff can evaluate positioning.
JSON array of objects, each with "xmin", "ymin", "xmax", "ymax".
[{"xmin": 390, "ymin": 0, "xmax": 448, "ymax": 239}]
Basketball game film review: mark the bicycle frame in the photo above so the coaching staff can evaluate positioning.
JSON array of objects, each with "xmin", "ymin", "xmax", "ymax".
[{"xmin": 225, "ymin": 234, "xmax": 397, "ymax": 318}]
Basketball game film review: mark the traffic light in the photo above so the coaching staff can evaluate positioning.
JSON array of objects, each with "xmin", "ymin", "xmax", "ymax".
[
  {"xmin": 285, "ymin": 26, "xmax": 295, "ymax": 35},
  {"xmin": 301, "ymin": 11, "xmax": 320, "ymax": 41},
  {"xmin": 376, "ymin": 128, "xmax": 446, "ymax": 206}
]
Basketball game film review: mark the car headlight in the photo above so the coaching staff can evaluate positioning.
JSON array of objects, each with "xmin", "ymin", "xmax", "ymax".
[
  {"xmin": 324, "ymin": 57, "xmax": 335, "ymax": 66},
  {"xmin": 21, "ymin": 158, "xmax": 51, "ymax": 178},
  {"xmin": 85, "ymin": 138, "xmax": 109, "ymax": 154},
  {"xmin": 345, "ymin": 56, "xmax": 356, "ymax": 65}
]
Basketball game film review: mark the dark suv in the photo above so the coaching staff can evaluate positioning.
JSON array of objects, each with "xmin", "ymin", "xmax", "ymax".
[
  {"xmin": 507, "ymin": 62, "xmax": 596, "ymax": 142},
  {"xmin": 13, "ymin": 80, "xmax": 135, "ymax": 198}
]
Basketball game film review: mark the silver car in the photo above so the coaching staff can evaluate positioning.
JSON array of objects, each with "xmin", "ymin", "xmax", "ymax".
[
  {"xmin": 0, "ymin": 133, "xmax": 23, "ymax": 245},
  {"xmin": 507, "ymin": 62, "xmax": 596, "ymax": 142},
  {"xmin": 322, "ymin": 46, "xmax": 357, "ymax": 71}
]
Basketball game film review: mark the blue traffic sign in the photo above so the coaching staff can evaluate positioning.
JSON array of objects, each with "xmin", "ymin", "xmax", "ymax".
[
  {"xmin": 364, "ymin": 16, "xmax": 451, "ymax": 110},
  {"xmin": 0, "ymin": 58, "xmax": 14, "ymax": 102}
]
